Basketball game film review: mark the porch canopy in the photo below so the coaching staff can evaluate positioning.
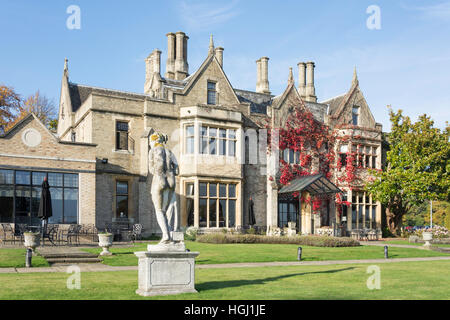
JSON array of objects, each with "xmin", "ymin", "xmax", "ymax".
[{"xmin": 278, "ymin": 174, "xmax": 342, "ymax": 195}]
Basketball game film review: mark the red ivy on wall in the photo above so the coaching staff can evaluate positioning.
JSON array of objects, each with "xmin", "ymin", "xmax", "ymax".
[{"xmin": 266, "ymin": 97, "xmax": 369, "ymax": 216}]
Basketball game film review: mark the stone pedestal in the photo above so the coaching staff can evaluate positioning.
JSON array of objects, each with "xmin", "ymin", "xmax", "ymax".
[{"xmin": 135, "ymin": 249, "xmax": 199, "ymax": 297}]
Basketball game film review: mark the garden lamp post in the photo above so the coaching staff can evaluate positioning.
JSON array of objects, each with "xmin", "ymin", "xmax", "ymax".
[{"xmin": 430, "ymin": 200, "xmax": 433, "ymax": 228}]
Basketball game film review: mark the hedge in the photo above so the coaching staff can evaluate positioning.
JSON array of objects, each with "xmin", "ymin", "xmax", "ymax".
[{"xmin": 196, "ymin": 233, "xmax": 360, "ymax": 247}]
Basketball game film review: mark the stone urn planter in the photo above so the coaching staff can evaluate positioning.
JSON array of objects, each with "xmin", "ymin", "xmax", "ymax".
[
  {"xmin": 24, "ymin": 232, "xmax": 40, "ymax": 253},
  {"xmin": 422, "ymin": 231, "xmax": 433, "ymax": 248},
  {"xmin": 98, "ymin": 233, "xmax": 113, "ymax": 256}
]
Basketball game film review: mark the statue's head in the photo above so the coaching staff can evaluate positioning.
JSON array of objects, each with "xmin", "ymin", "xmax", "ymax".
[{"xmin": 149, "ymin": 132, "xmax": 167, "ymax": 149}]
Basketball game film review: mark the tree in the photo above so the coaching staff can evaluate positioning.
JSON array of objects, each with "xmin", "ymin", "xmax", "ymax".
[
  {"xmin": 4, "ymin": 90, "xmax": 56, "ymax": 132},
  {"xmin": 0, "ymin": 85, "xmax": 22, "ymax": 134},
  {"xmin": 367, "ymin": 108, "xmax": 450, "ymax": 234}
]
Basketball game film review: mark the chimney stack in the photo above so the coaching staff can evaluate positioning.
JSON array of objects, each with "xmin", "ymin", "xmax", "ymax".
[
  {"xmin": 305, "ymin": 61, "xmax": 317, "ymax": 102},
  {"xmin": 297, "ymin": 62, "xmax": 306, "ymax": 98},
  {"xmin": 175, "ymin": 31, "xmax": 189, "ymax": 80},
  {"xmin": 256, "ymin": 57, "xmax": 270, "ymax": 94},
  {"xmin": 165, "ymin": 33, "xmax": 176, "ymax": 79},
  {"xmin": 215, "ymin": 47, "xmax": 224, "ymax": 67},
  {"xmin": 145, "ymin": 49, "xmax": 163, "ymax": 96},
  {"xmin": 288, "ymin": 67, "xmax": 294, "ymax": 86}
]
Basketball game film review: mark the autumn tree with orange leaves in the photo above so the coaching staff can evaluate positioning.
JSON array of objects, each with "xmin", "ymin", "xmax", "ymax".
[
  {"xmin": 0, "ymin": 85, "xmax": 22, "ymax": 134},
  {"xmin": 0, "ymin": 85, "xmax": 56, "ymax": 133}
]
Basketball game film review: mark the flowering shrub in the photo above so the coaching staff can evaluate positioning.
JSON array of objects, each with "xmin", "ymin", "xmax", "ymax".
[
  {"xmin": 184, "ymin": 226, "xmax": 198, "ymax": 240},
  {"xmin": 402, "ymin": 225, "xmax": 449, "ymax": 239}
]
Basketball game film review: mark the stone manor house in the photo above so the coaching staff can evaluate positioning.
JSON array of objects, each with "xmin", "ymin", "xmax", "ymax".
[{"xmin": 0, "ymin": 31, "xmax": 383, "ymax": 237}]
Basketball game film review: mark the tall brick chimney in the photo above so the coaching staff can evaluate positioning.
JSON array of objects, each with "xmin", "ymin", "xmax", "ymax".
[
  {"xmin": 174, "ymin": 31, "xmax": 189, "ymax": 80},
  {"xmin": 297, "ymin": 62, "xmax": 306, "ymax": 98},
  {"xmin": 256, "ymin": 57, "xmax": 270, "ymax": 94},
  {"xmin": 305, "ymin": 61, "xmax": 317, "ymax": 102},
  {"xmin": 215, "ymin": 47, "xmax": 224, "ymax": 68},
  {"xmin": 165, "ymin": 33, "xmax": 176, "ymax": 79}
]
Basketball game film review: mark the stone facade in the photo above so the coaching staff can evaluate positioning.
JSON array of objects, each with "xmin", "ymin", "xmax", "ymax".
[{"xmin": 0, "ymin": 31, "xmax": 383, "ymax": 237}]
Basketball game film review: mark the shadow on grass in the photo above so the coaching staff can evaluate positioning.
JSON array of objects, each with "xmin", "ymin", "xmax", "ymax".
[{"xmin": 197, "ymin": 267, "xmax": 356, "ymax": 292}]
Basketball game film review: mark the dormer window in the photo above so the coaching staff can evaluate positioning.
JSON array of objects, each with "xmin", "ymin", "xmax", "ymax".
[
  {"xmin": 207, "ymin": 81, "xmax": 216, "ymax": 105},
  {"xmin": 352, "ymin": 106, "xmax": 359, "ymax": 126}
]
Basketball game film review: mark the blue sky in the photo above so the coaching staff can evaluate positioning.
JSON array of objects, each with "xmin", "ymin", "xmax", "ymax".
[{"xmin": 1, "ymin": 0, "xmax": 449, "ymax": 131}]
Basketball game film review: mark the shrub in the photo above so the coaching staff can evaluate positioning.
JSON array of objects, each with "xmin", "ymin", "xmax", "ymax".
[
  {"xmin": 184, "ymin": 226, "xmax": 198, "ymax": 241},
  {"xmin": 196, "ymin": 233, "xmax": 360, "ymax": 247},
  {"xmin": 406, "ymin": 225, "xmax": 450, "ymax": 239}
]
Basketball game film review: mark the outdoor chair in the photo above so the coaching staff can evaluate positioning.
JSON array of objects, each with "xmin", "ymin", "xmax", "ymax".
[
  {"xmin": 42, "ymin": 224, "xmax": 59, "ymax": 246},
  {"xmin": 81, "ymin": 224, "xmax": 98, "ymax": 242},
  {"xmin": 59, "ymin": 224, "xmax": 82, "ymax": 246},
  {"xmin": 0, "ymin": 223, "xmax": 22, "ymax": 244},
  {"xmin": 105, "ymin": 223, "xmax": 115, "ymax": 234},
  {"xmin": 131, "ymin": 224, "xmax": 143, "ymax": 243},
  {"xmin": 360, "ymin": 229, "xmax": 369, "ymax": 241}
]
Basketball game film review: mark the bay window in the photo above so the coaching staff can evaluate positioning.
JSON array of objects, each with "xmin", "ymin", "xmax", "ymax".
[
  {"xmin": 197, "ymin": 181, "xmax": 237, "ymax": 228},
  {"xmin": 197, "ymin": 125, "xmax": 237, "ymax": 157},
  {"xmin": 350, "ymin": 191, "xmax": 377, "ymax": 229}
]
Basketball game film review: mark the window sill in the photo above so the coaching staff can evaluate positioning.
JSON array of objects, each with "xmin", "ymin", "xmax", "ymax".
[
  {"xmin": 112, "ymin": 149, "xmax": 134, "ymax": 155},
  {"xmin": 183, "ymin": 153, "xmax": 237, "ymax": 158}
]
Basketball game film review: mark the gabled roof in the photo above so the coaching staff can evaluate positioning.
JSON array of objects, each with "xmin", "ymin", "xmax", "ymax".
[
  {"xmin": 278, "ymin": 174, "xmax": 342, "ymax": 195},
  {"xmin": 271, "ymin": 82, "xmax": 302, "ymax": 110},
  {"xmin": 321, "ymin": 93, "xmax": 346, "ymax": 116},
  {"xmin": 1, "ymin": 112, "xmax": 96, "ymax": 147},
  {"xmin": 68, "ymin": 83, "xmax": 151, "ymax": 112},
  {"xmin": 1, "ymin": 113, "xmax": 58, "ymax": 142},
  {"xmin": 181, "ymin": 53, "xmax": 241, "ymax": 105}
]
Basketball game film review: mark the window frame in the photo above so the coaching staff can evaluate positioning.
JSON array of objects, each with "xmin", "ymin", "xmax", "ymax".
[
  {"xmin": 0, "ymin": 169, "xmax": 79, "ymax": 225},
  {"xmin": 207, "ymin": 81, "xmax": 217, "ymax": 105},
  {"xmin": 115, "ymin": 121, "xmax": 129, "ymax": 151},
  {"xmin": 199, "ymin": 125, "xmax": 237, "ymax": 157},
  {"xmin": 197, "ymin": 181, "xmax": 237, "ymax": 228},
  {"xmin": 350, "ymin": 190, "xmax": 377, "ymax": 230},
  {"xmin": 352, "ymin": 106, "xmax": 360, "ymax": 126},
  {"xmin": 115, "ymin": 180, "xmax": 129, "ymax": 220},
  {"xmin": 185, "ymin": 124, "xmax": 195, "ymax": 154}
]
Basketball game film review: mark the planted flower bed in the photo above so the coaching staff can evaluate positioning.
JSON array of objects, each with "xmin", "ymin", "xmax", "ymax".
[
  {"xmin": 196, "ymin": 233, "xmax": 360, "ymax": 247},
  {"xmin": 405, "ymin": 225, "xmax": 450, "ymax": 244}
]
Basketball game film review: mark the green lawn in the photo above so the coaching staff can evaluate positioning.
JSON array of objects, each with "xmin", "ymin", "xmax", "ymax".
[
  {"xmin": 0, "ymin": 260, "xmax": 449, "ymax": 299},
  {"xmin": 0, "ymin": 249, "xmax": 49, "ymax": 268},
  {"xmin": 0, "ymin": 241, "xmax": 448, "ymax": 269},
  {"xmin": 82, "ymin": 241, "xmax": 449, "ymax": 267}
]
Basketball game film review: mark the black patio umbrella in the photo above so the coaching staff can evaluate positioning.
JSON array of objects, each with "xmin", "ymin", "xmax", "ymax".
[
  {"xmin": 38, "ymin": 177, "xmax": 52, "ymax": 235},
  {"xmin": 248, "ymin": 196, "xmax": 256, "ymax": 226}
]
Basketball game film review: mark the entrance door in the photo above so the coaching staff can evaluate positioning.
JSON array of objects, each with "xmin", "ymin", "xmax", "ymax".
[{"xmin": 278, "ymin": 201, "xmax": 299, "ymax": 229}]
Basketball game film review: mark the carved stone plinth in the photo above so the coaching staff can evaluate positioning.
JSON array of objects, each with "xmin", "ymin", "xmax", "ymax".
[{"xmin": 135, "ymin": 251, "xmax": 199, "ymax": 297}]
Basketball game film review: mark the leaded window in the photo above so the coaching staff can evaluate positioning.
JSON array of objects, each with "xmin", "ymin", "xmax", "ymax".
[
  {"xmin": 116, "ymin": 121, "xmax": 129, "ymax": 150},
  {"xmin": 198, "ymin": 182, "xmax": 237, "ymax": 228},
  {"xmin": 207, "ymin": 81, "xmax": 216, "ymax": 105},
  {"xmin": 350, "ymin": 191, "xmax": 377, "ymax": 229},
  {"xmin": 199, "ymin": 126, "xmax": 237, "ymax": 157}
]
